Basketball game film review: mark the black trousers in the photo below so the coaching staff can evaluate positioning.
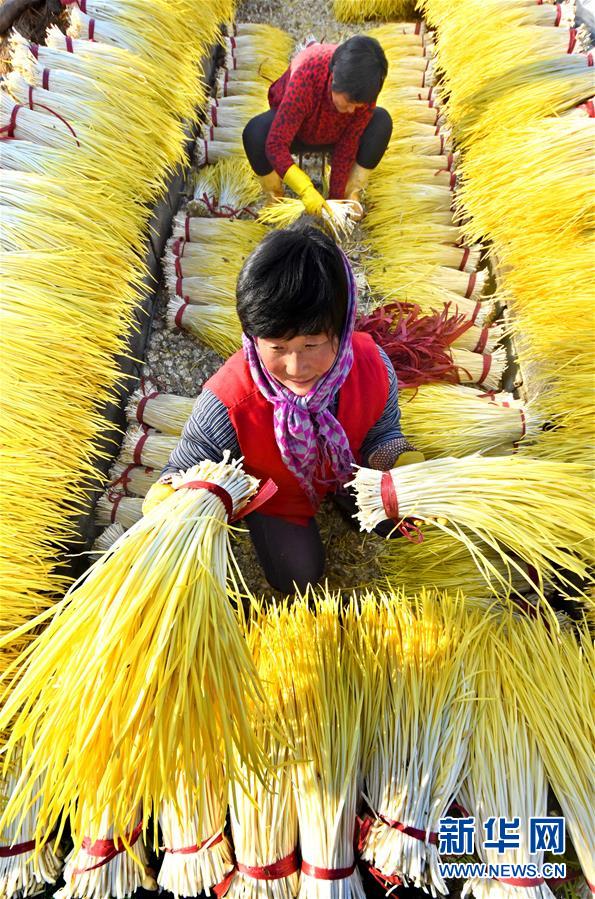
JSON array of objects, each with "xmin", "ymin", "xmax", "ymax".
[
  {"xmin": 245, "ymin": 489, "xmax": 400, "ymax": 594},
  {"xmin": 242, "ymin": 107, "xmax": 393, "ymax": 178}
]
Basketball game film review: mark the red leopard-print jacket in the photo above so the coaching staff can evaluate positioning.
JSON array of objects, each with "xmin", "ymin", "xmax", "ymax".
[{"xmin": 266, "ymin": 42, "xmax": 374, "ymax": 199}]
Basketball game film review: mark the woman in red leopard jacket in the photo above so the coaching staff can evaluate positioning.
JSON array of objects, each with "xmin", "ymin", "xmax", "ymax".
[{"xmin": 242, "ymin": 35, "xmax": 392, "ymax": 217}]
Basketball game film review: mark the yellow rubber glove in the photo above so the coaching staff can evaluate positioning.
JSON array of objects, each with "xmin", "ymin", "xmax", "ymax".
[
  {"xmin": 283, "ymin": 163, "xmax": 328, "ymax": 216},
  {"xmin": 142, "ymin": 481, "xmax": 175, "ymax": 516},
  {"xmin": 394, "ymin": 450, "xmax": 426, "ymax": 467}
]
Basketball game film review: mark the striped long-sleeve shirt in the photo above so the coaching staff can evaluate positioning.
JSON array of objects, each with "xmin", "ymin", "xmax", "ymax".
[{"xmin": 162, "ymin": 347, "xmax": 415, "ymax": 478}]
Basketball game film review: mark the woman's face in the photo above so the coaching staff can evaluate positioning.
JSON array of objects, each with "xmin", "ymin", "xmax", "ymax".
[
  {"xmin": 256, "ymin": 332, "xmax": 339, "ymax": 396},
  {"xmin": 331, "ymin": 90, "xmax": 367, "ymax": 115}
]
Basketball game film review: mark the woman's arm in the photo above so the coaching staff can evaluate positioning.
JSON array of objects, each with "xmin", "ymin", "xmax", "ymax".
[
  {"xmin": 265, "ymin": 64, "xmax": 313, "ymax": 177},
  {"xmin": 158, "ymin": 389, "xmax": 240, "ymax": 482},
  {"xmin": 360, "ymin": 348, "xmax": 420, "ymax": 470},
  {"xmin": 328, "ymin": 107, "xmax": 373, "ymax": 199}
]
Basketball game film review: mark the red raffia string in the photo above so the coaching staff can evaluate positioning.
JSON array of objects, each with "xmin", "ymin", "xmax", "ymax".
[
  {"xmin": 301, "ymin": 860, "xmax": 356, "ymax": 880},
  {"xmin": 356, "ymin": 302, "xmax": 473, "ymax": 389},
  {"xmin": 164, "ymin": 832, "xmax": 223, "ymax": 853},
  {"xmin": 236, "ymin": 848, "xmax": 300, "ymax": 880},
  {"xmin": 380, "ymin": 472, "xmax": 424, "ymax": 544},
  {"xmin": 0, "ymin": 839, "xmax": 36, "ymax": 858},
  {"xmin": 72, "ymin": 821, "xmax": 143, "ymax": 876},
  {"xmin": 195, "ymin": 192, "xmax": 258, "ymax": 219}
]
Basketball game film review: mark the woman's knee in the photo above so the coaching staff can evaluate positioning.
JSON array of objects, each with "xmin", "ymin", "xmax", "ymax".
[
  {"xmin": 268, "ymin": 554, "xmax": 325, "ymax": 594},
  {"xmin": 357, "ymin": 106, "xmax": 393, "ymax": 168},
  {"xmin": 372, "ymin": 106, "xmax": 393, "ymax": 143},
  {"xmin": 242, "ymin": 111, "xmax": 275, "ymax": 174}
]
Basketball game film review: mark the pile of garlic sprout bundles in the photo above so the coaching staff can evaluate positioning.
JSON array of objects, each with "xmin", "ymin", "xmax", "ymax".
[
  {"xmin": 0, "ymin": 456, "xmax": 273, "ymax": 849},
  {"xmin": 350, "ymin": 455, "xmax": 594, "ymax": 600}
]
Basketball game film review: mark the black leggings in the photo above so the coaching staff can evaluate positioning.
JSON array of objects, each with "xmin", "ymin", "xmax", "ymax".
[
  {"xmin": 242, "ymin": 107, "xmax": 393, "ymax": 178},
  {"xmin": 245, "ymin": 489, "xmax": 400, "ymax": 594}
]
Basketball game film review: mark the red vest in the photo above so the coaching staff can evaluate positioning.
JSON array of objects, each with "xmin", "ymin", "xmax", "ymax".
[{"xmin": 205, "ymin": 332, "xmax": 389, "ymax": 524}]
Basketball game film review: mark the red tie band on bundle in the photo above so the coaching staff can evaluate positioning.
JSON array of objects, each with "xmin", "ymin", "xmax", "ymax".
[
  {"xmin": 554, "ymin": 4, "xmax": 562, "ymax": 25},
  {"xmin": 211, "ymin": 104, "xmax": 219, "ymax": 126},
  {"xmin": 471, "ymin": 300, "xmax": 482, "ymax": 324},
  {"xmin": 474, "ymin": 326, "xmax": 489, "ymax": 353},
  {"xmin": 588, "ymin": 52, "xmax": 594, "ymax": 66},
  {"xmin": 459, "ymin": 247, "xmax": 470, "ymax": 271},
  {"xmin": 109, "ymin": 464, "xmax": 136, "ymax": 494},
  {"xmin": 42, "ymin": 68, "xmax": 50, "ymax": 89},
  {"xmin": 0, "ymin": 839, "xmax": 36, "ymax": 858},
  {"xmin": 380, "ymin": 472, "xmax": 424, "ymax": 544},
  {"xmin": 164, "ymin": 832, "xmax": 223, "ymax": 853},
  {"xmin": 465, "ymin": 271, "xmax": 478, "ymax": 299},
  {"xmin": 498, "ymin": 876, "xmax": 545, "ymax": 888},
  {"xmin": 72, "ymin": 821, "xmax": 143, "ymax": 876},
  {"xmin": 109, "ymin": 493, "xmax": 123, "ymax": 524},
  {"xmin": 301, "ymin": 860, "xmax": 356, "ymax": 880},
  {"xmin": 567, "ymin": 29, "xmax": 577, "ymax": 53},
  {"xmin": 88, "ymin": 18, "xmax": 96, "ymax": 40},
  {"xmin": 133, "ymin": 432, "xmax": 150, "ymax": 466},
  {"xmin": 237, "ymin": 849, "xmax": 300, "ymax": 879},
  {"xmin": 180, "ymin": 478, "xmax": 278, "ymax": 523},
  {"xmin": 30, "ymin": 43, "xmax": 39, "ymax": 59},
  {"xmin": 584, "ymin": 100, "xmax": 595, "ymax": 117},
  {"xmin": 213, "ymin": 867, "xmax": 236, "ymax": 898},
  {"xmin": 65, "ymin": 35, "xmax": 74, "ymax": 53},
  {"xmin": 195, "ymin": 192, "xmax": 259, "ymax": 219},
  {"xmin": 174, "ymin": 301, "xmax": 188, "ymax": 328},
  {"xmin": 184, "ymin": 216, "xmax": 191, "ymax": 242},
  {"xmin": 479, "ymin": 353, "xmax": 492, "ymax": 385},
  {"xmin": 171, "ymin": 237, "xmax": 185, "ymax": 257},
  {"xmin": 12, "ymin": 88, "xmax": 81, "ymax": 146},
  {"xmin": 378, "ymin": 813, "xmax": 439, "ymax": 845},
  {"xmin": 136, "ymin": 388, "xmax": 159, "ymax": 424}
]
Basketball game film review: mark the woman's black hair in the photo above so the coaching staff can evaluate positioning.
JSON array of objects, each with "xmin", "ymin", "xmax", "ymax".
[
  {"xmin": 236, "ymin": 223, "xmax": 348, "ymax": 339},
  {"xmin": 330, "ymin": 35, "xmax": 388, "ymax": 104}
]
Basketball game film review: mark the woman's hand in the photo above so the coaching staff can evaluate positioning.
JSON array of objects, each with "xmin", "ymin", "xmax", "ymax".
[
  {"xmin": 283, "ymin": 164, "xmax": 329, "ymax": 216},
  {"xmin": 142, "ymin": 479, "xmax": 175, "ymax": 515}
]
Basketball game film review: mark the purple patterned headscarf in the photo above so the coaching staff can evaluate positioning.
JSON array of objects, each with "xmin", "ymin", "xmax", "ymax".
[{"xmin": 242, "ymin": 250, "xmax": 358, "ymax": 503}]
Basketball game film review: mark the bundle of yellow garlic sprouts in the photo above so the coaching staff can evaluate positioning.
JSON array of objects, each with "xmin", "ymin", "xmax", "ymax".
[
  {"xmin": 334, "ymin": 4, "xmax": 419, "ymax": 23},
  {"xmin": 95, "ymin": 493, "xmax": 143, "ymax": 529},
  {"xmin": 167, "ymin": 297, "xmax": 242, "ymax": 358},
  {"xmin": 399, "ymin": 384, "xmax": 539, "ymax": 458},
  {"xmin": 0, "ymin": 456, "xmax": 270, "ymax": 846},
  {"xmin": 108, "ymin": 462, "xmax": 158, "ymax": 498},
  {"xmin": 505, "ymin": 616, "xmax": 595, "ymax": 894},
  {"xmin": 120, "ymin": 426, "xmax": 178, "ymax": 469},
  {"xmin": 157, "ymin": 764, "xmax": 234, "ymax": 899},
  {"xmin": 459, "ymin": 618, "xmax": 556, "ymax": 899},
  {"xmin": 224, "ymin": 605, "xmax": 300, "ymax": 899},
  {"xmin": 258, "ymin": 197, "xmax": 361, "ymax": 241},
  {"xmin": 56, "ymin": 804, "xmax": 156, "ymax": 899},
  {"xmin": 91, "ymin": 523, "xmax": 125, "ymax": 556},
  {"xmin": 374, "ymin": 528, "xmax": 530, "ymax": 603},
  {"xmin": 222, "ymin": 27, "xmax": 294, "ymax": 76},
  {"xmin": 357, "ymin": 589, "xmax": 486, "ymax": 895},
  {"xmin": 450, "ymin": 346, "xmax": 506, "ymax": 390},
  {"xmin": 126, "ymin": 382, "xmax": 195, "ymax": 435},
  {"xmin": 350, "ymin": 456, "xmax": 594, "ymax": 598},
  {"xmin": 0, "ymin": 762, "xmax": 63, "ymax": 897},
  {"xmin": 171, "ymin": 213, "xmax": 266, "ymax": 247},
  {"xmin": 191, "ymin": 157, "xmax": 261, "ymax": 217},
  {"xmin": 261, "ymin": 594, "xmax": 365, "ymax": 899}
]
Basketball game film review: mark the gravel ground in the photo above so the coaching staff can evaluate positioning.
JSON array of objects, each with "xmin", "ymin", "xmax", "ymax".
[{"xmin": 139, "ymin": 0, "xmax": 390, "ymax": 598}]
